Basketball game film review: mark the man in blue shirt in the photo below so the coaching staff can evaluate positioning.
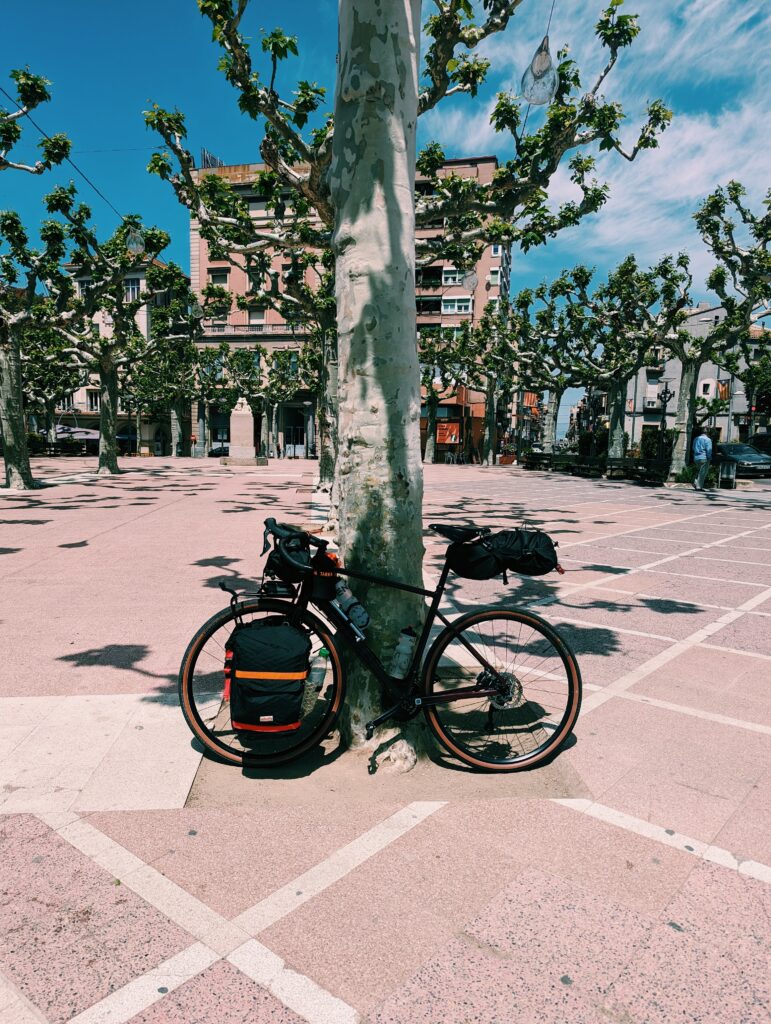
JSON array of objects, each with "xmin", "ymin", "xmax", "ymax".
[{"xmin": 692, "ymin": 427, "xmax": 713, "ymax": 490}]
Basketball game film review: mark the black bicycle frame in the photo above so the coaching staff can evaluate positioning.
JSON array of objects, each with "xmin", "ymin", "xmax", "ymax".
[{"xmin": 294, "ymin": 557, "xmax": 501, "ymax": 711}]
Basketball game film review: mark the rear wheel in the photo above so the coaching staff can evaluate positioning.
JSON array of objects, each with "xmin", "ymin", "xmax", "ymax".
[
  {"xmin": 422, "ymin": 609, "xmax": 581, "ymax": 771},
  {"xmin": 179, "ymin": 598, "xmax": 346, "ymax": 768}
]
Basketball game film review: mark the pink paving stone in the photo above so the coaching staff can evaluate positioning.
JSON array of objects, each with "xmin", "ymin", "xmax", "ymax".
[
  {"xmin": 0, "ymin": 817, "xmax": 192, "ymax": 1023},
  {"xmin": 633, "ymin": 646, "xmax": 771, "ymax": 725},
  {"xmin": 574, "ymin": 698, "xmax": 771, "ymax": 815},
  {"xmin": 705, "ymin": 613, "xmax": 771, "ymax": 657},
  {"xmin": 604, "ymin": 923, "xmax": 769, "ymax": 1024},
  {"xmin": 464, "ymin": 868, "xmax": 653, "ymax": 1000},
  {"xmin": 126, "ymin": 960, "xmax": 306, "ymax": 1024},
  {"xmin": 89, "ymin": 804, "xmax": 403, "ymax": 918},
  {"xmin": 546, "ymin": 619, "xmax": 669, "ymax": 686},
  {"xmin": 370, "ymin": 935, "xmax": 608, "ymax": 1024},
  {"xmin": 259, "ymin": 800, "xmax": 697, "ymax": 1015},
  {"xmin": 547, "ymin": 589, "xmax": 725, "ymax": 641},
  {"xmin": 661, "ymin": 861, "xmax": 771, "ymax": 979},
  {"xmin": 664, "ymin": 555, "xmax": 771, "ymax": 586},
  {"xmin": 563, "ymin": 545, "xmax": 657, "ymax": 569},
  {"xmin": 711, "ymin": 768, "xmax": 771, "ymax": 865},
  {"xmin": 590, "ymin": 571, "xmax": 763, "ymax": 605}
]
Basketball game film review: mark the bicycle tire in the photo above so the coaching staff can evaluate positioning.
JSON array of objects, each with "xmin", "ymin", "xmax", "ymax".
[
  {"xmin": 421, "ymin": 608, "xmax": 581, "ymax": 771},
  {"xmin": 179, "ymin": 598, "xmax": 346, "ymax": 768}
]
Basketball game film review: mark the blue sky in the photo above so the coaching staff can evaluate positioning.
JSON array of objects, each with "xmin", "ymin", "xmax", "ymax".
[{"xmin": 2, "ymin": 1, "xmax": 769, "ymax": 432}]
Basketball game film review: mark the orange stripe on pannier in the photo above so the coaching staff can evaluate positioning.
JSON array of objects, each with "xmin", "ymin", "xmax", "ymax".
[
  {"xmin": 231, "ymin": 719, "xmax": 301, "ymax": 732},
  {"xmin": 234, "ymin": 670, "xmax": 308, "ymax": 680}
]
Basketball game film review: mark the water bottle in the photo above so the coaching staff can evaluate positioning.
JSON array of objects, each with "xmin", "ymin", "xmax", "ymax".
[
  {"xmin": 308, "ymin": 648, "xmax": 330, "ymax": 692},
  {"xmin": 389, "ymin": 627, "xmax": 417, "ymax": 679},
  {"xmin": 334, "ymin": 580, "xmax": 370, "ymax": 630}
]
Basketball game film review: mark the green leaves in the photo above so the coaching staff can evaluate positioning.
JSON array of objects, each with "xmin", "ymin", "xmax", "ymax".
[
  {"xmin": 2, "ymin": 69, "xmax": 71, "ymax": 175},
  {"xmin": 261, "ymin": 28, "xmax": 299, "ymax": 62}
]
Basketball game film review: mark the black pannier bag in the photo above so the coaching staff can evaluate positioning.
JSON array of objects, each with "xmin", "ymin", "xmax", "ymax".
[
  {"xmin": 486, "ymin": 529, "xmax": 559, "ymax": 577},
  {"xmin": 446, "ymin": 529, "xmax": 560, "ymax": 580},
  {"xmin": 225, "ymin": 618, "xmax": 312, "ymax": 733}
]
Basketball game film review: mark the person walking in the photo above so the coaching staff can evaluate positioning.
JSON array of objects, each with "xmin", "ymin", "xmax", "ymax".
[{"xmin": 692, "ymin": 426, "xmax": 713, "ymax": 490}]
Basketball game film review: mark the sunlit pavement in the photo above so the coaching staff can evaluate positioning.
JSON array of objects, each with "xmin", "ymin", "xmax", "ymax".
[{"xmin": 1, "ymin": 457, "xmax": 769, "ymax": 1023}]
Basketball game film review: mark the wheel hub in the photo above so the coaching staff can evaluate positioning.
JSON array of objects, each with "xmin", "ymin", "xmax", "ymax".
[{"xmin": 478, "ymin": 669, "xmax": 525, "ymax": 709}]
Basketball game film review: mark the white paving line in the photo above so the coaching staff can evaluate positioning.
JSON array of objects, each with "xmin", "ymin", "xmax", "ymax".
[
  {"xmin": 552, "ymin": 798, "xmax": 771, "ymax": 885},
  {"xmin": 579, "ymin": 584, "xmax": 771, "ymax": 716},
  {"xmin": 233, "ymin": 801, "xmax": 445, "ymax": 933},
  {"xmin": 35, "ymin": 800, "xmax": 444, "ymax": 1024},
  {"xmin": 698, "ymin": 642, "xmax": 771, "ymax": 662},
  {"xmin": 229, "ymin": 940, "xmax": 359, "ymax": 1024},
  {"xmin": 580, "ymin": 686, "xmax": 771, "ymax": 735},
  {"xmin": 67, "ymin": 944, "xmax": 220, "ymax": 1024}
]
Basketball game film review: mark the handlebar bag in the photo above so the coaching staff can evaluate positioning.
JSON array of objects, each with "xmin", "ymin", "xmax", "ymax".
[
  {"xmin": 227, "ymin": 618, "xmax": 312, "ymax": 733},
  {"xmin": 265, "ymin": 536, "xmax": 311, "ymax": 584}
]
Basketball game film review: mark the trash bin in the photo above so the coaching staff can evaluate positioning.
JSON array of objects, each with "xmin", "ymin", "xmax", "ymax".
[{"xmin": 718, "ymin": 459, "xmax": 737, "ymax": 489}]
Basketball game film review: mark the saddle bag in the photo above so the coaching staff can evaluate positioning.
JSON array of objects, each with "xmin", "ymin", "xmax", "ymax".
[
  {"xmin": 446, "ymin": 529, "xmax": 560, "ymax": 580},
  {"xmin": 485, "ymin": 529, "xmax": 559, "ymax": 577},
  {"xmin": 226, "ymin": 618, "xmax": 312, "ymax": 733}
]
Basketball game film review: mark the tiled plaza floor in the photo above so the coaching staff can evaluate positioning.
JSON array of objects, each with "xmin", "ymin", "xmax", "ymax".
[{"xmin": 1, "ymin": 458, "xmax": 769, "ymax": 1023}]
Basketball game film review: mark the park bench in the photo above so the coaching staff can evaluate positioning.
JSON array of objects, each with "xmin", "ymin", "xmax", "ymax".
[
  {"xmin": 521, "ymin": 452, "xmax": 552, "ymax": 470},
  {"xmin": 606, "ymin": 456, "xmax": 669, "ymax": 483}
]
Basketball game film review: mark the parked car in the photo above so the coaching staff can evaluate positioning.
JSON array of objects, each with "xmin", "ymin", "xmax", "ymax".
[
  {"xmin": 208, "ymin": 444, "xmax": 230, "ymax": 458},
  {"xmin": 748, "ymin": 433, "xmax": 771, "ymax": 456},
  {"xmin": 715, "ymin": 443, "xmax": 771, "ymax": 476}
]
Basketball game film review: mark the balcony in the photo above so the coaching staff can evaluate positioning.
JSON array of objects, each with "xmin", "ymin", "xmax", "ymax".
[{"xmin": 203, "ymin": 323, "xmax": 309, "ymax": 336}]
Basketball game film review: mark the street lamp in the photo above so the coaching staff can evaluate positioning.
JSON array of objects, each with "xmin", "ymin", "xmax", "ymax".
[{"xmin": 655, "ymin": 380, "xmax": 671, "ymax": 460}]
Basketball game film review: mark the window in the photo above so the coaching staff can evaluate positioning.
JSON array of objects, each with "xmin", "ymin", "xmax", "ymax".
[
  {"xmin": 442, "ymin": 296, "xmax": 471, "ymax": 315},
  {"xmin": 442, "ymin": 267, "xmax": 461, "ymax": 285},
  {"xmin": 702, "ymin": 382, "xmax": 711, "ymax": 396},
  {"xmin": 416, "ymin": 268, "xmax": 442, "ymax": 288},
  {"xmin": 87, "ymin": 391, "xmax": 101, "ymax": 412},
  {"xmin": 247, "ymin": 198, "xmax": 267, "ymax": 214},
  {"xmin": 252, "ymin": 350, "xmax": 261, "ymax": 369},
  {"xmin": 488, "ymin": 268, "xmax": 500, "ymax": 286},
  {"xmin": 208, "ymin": 270, "xmax": 229, "ymax": 289},
  {"xmin": 124, "ymin": 278, "xmax": 141, "ymax": 301},
  {"xmin": 248, "ymin": 309, "xmax": 265, "ymax": 329},
  {"xmin": 77, "ymin": 278, "xmax": 92, "ymax": 297},
  {"xmin": 60, "ymin": 392, "xmax": 76, "ymax": 410},
  {"xmin": 416, "ymin": 296, "xmax": 442, "ymax": 316},
  {"xmin": 491, "ymin": 244, "xmax": 501, "ymax": 258}
]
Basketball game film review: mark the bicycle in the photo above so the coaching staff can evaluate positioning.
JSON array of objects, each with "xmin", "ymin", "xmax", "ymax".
[{"xmin": 179, "ymin": 517, "xmax": 582, "ymax": 772}]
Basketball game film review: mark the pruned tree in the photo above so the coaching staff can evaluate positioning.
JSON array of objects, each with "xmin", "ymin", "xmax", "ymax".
[
  {"xmin": 0, "ymin": 68, "xmax": 70, "ymax": 175},
  {"xmin": 537, "ymin": 255, "xmax": 692, "ymax": 461},
  {"xmin": 146, "ymin": 0, "xmax": 671, "ymax": 764},
  {"xmin": 669, "ymin": 182, "xmax": 771, "ymax": 470},
  {"xmin": 263, "ymin": 348, "xmax": 302, "ymax": 457},
  {"xmin": 0, "ymin": 186, "xmax": 113, "ymax": 488},
  {"xmin": 44, "ymin": 186, "xmax": 170, "ymax": 474},
  {"xmin": 20, "ymin": 321, "xmax": 87, "ymax": 442},
  {"xmin": 224, "ymin": 343, "xmax": 268, "ymax": 452}
]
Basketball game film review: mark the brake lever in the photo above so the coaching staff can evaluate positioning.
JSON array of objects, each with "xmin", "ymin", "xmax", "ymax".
[{"xmin": 261, "ymin": 523, "xmax": 272, "ymax": 555}]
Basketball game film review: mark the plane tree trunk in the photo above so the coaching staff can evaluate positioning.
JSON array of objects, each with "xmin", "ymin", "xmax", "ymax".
[
  {"xmin": 0, "ymin": 332, "xmax": 35, "ymax": 489},
  {"xmin": 670, "ymin": 359, "xmax": 699, "ymax": 477},
  {"xmin": 97, "ymin": 358, "xmax": 120, "ymax": 475}
]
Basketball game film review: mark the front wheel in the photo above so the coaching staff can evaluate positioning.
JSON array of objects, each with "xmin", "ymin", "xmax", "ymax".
[
  {"xmin": 421, "ymin": 609, "xmax": 581, "ymax": 771},
  {"xmin": 179, "ymin": 598, "xmax": 346, "ymax": 768}
]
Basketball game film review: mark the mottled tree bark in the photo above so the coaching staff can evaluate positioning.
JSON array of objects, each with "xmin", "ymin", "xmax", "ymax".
[
  {"xmin": 542, "ymin": 386, "xmax": 564, "ymax": 453},
  {"xmin": 0, "ymin": 333, "xmax": 35, "ymax": 489},
  {"xmin": 607, "ymin": 382, "xmax": 627, "ymax": 460},
  {"xmin": 670, "ymin": 359, "xmax": 699, "ymax": 477},
  {"xmin": 330, "ymin": 0, "xmax": 425, "ymax": 767},
  {"xmin": 481, "ymin": 380, "xmax": 497, "ymax": 465},
  {"xmin": 45, "ymin": 399, "xmax": 57, "ymax": 445},
  {"xmin": 97, "ymin": 360, "xmax": 120, "ymax": 474},
  {"xmin": 171, "ymin": 402, "xmax": 192, "ymax": 457},
  {"xmin": 317, "ymin": 334, "xmax": 338, "ymax": 491},
  {"xmin": 423, "ymin": 391, "xmax": 438, "ymax": 464}
]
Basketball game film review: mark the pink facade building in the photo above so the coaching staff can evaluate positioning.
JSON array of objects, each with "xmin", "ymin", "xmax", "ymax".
[{"xmin": 189, "ymin": 155, "xmax": 518, "ymax": 460}]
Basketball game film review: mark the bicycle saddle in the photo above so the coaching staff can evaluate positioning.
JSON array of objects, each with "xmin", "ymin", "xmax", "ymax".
[{"xmin": 429, "ymin": 523, "xmax": 487, "ymax": 543}]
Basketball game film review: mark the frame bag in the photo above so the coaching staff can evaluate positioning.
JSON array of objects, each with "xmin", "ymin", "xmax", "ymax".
[{"xmin": 226, "ymin": 618, "xmax": 312, "ymax": 733}]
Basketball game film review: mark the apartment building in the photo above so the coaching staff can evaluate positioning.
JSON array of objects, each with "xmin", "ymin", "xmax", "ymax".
[{"xmin": 189, "ymin": 155, "xmax": 516, "ymax": 461}]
